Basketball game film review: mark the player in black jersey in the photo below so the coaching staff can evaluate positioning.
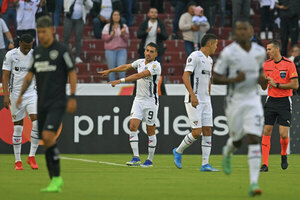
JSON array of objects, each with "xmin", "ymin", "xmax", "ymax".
[{"xmin": 16, "ymin": 16, "xmax": 77, "ymax": 193}]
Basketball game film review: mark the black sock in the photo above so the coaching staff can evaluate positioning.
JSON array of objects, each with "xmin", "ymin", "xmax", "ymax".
[{"xmin": 45, "ymin": 143, "xmax": 60, "ymax": 178}]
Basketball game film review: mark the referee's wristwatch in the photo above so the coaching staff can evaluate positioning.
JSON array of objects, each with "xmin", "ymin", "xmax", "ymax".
[
  {"xmin": 276, "ymin": 83, "xmax": 280, "ymax": 88},
  {"xmin": 70, "ymin": 94, "xmax": 76, "ymax": 99}
]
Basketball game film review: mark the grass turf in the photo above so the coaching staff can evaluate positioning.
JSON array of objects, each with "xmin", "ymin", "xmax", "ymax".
[{"xmin": 0, "ymin": 154, "xmax": 299, "ymax": 200}]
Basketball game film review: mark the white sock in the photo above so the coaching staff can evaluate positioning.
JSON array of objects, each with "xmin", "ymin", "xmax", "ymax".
[
  {"xmin": 29, "ymin": 120, "xmax": 39, "ymax": 157},
  {"xmin": 202, "ymin": 136, "xmax": 212, "ymax": 165},
  {"xmin": 147, "ymin": 135, "xmax": 157, "ymax": 161},
  {"xmin": 129, "ymin": 131, "xmax": 139, "ymax": 157},
  {"xmin": 248, "ymin": 144, "xmax": 261, "ymax": 184},
  {"xmin": 13, "ymin": 125, "xmax": 23, "ymax": 162},
  {"xmin": 223, "ymin": 138, "xmax": 236, "ymax": 156},
  {"xmin": 176, "ymin": 133, "xmax": 197, "ymax": 154}
]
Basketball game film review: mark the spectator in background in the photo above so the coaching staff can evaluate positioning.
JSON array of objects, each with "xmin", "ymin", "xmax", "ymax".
[
  {"xmin": 179, "ymin": 2, "xmax": 197, "ymax": 57},
  {"xmin": 0, "ymin": 16, "xmax": 14, "ymax": 79},
  {"xmin": 92, "ymin": 0, "xmax": 123, "ymax": 39},
  {"xmin": 63, "ymin": 0, "xmax": 93, "ymax": 64},
  {"xmin": 137, "ymin": 7, "xmax": 168, "ymax": 63},
  {"xmin": 219, "ymin": 0, "xmax": 226, "ymax": 27},
  {"xmin": 288, "ymin": 45, "xmax": 300, "ymax": 62},
  {"xmin": 232, "ymin": 0, "xmax": 251, "ymax": 30},
  {"xmin": 122, "ymin": 0, "xmax": 133, "ymax": 26},
  {"xmin": 259, "ymin": 0, "xmax": 275, "ymax": 40},
  {"xmin": 16, "ymin": 0, "xmax": 45, "ymax": 47},
  {"xmin": 276, "ymin": 0, "xmax": 300, "ymax": 56},
  {"xmin": 171, "ymin": 0, "xmax": 189, "ymax": 39},
  {"xmin": 192, "ymin": 6, "xmax": 210, "ymax": 50},
  {"xmin": 1, "ymin": 0, "xmax": 18, "ymax": 37},
  {"xmin": 202, "ymin": 0, "xmax": 217, "ymax": 28},
  {"xmin": 150, "ymin": 0, "xmax": 163, "ymax": 13},
  {"xmin": 54, "ymin": 0, "xmax": 64, "ymax": 26},
  {"xmin": 102, "ymin": 10, "xmax": 129, "ymax": 81}
]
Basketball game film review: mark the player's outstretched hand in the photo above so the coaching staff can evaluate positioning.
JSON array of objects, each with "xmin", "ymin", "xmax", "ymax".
[
  {"xmin": 16, "ymin": 96, "xmax": 22, "ymax": 109},
  {"xmin": 109, "ymin": 80, "xmax": 121, "ymax": 87},
  {"xmin": 191, "ymin": 94, "xmax": 199, "ymax": 108},
  {"xmin": 3, "ymin": 96, "xmax": 11, "ymax": 109},
  {"xmin": 233, "ymin": 71, "xmax": 246, "ymax": 83},
  {"xmin": 266, "ymin": 76, "xmax": 276, "ymax": 87},
  {"xmin": 98, "ymin": 70, "xmax": 110, "ymax": 77},
  {"xmin": 67, "ymin": 98, "xmax": 77, "ymax": 114}
]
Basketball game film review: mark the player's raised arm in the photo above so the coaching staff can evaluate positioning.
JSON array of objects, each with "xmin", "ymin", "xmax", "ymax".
[
  {"xmin": 109, "ymin": 69, "xmax": 151, "ymax": 87},
  {"xmin": 98, "ymin": 63, "xmax": 134, "ymax": 77},
  {"xmin": 16, "ymin": 71, "xmax": 34, "ymax": 108},
  {"xmin": 2, "ymin": 70, "xmax": 11, "ymax": 109}
]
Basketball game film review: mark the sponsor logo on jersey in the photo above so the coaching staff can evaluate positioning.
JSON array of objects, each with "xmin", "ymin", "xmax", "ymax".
[
  {"xmin": 202, "ymin": 70, "xmax": 211, "ymax": 75},
  {"xmin": 14, "ymin": 67, "xmax": 28, "ymax": 72},
  {"xmin": 193, "ymin": 121, "xmax": 198, "ymax": 126},
  {"xmin": 34, "ymin": 61, "xmax": 57, "ymax": 72},
  {"xmin": 50, "ymin": 50, "xmax": 59, "ymax": 60},
  {"xmin": 152, "ymin": 64, "xmax": 156, "ymax": 68},
  {"xmin": 280, "ymin": 71, "xmax": 286, "ymax": 79}
]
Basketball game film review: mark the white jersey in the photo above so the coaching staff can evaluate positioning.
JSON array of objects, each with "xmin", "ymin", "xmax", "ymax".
[
  {"xmin": 2, "ymin": 48, "xmax": 36, "ymax": 99},
  {"xmin": 213, "ymin": 42, "xmax": 266, "ymax": 104},
  {"xmin": 17, "ymin": 0, "xmax": 40, "ymax": 30},
  {"xmin": 184, "ymin": 50, "xmax": 213, "ymax": 103},
  {"xmin": 132, "ymin": 59, "xmax": 161, "ymax": 104}
]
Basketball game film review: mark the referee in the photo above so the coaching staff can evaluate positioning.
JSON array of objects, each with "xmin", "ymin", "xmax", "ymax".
[
  {"xmin": 16, "ymin": 16, "xmax": 77, "ymax": 192},
  {"xmin": 260, "ymin": 40, "xmax": 298, "ymax": 172}
]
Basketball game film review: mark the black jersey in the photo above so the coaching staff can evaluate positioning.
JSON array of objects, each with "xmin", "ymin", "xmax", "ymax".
[{"xmin": 29, "ymin": 40, "xmax": 75, "ymax": 108}]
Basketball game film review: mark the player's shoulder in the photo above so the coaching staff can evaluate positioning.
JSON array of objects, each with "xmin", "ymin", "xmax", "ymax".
[
  {"xmin": 152, "ymin": 60, "xmax": 161, "ymax": 69},
  {"xmin": 221, "ymin": 42, "xmax": 237, "ymax": 54},
  {"xmin": 282, "ymin": 57, "xmax": 293, "ymax": 64},
  {"xmin": 251, "ymin": 42, "xmax": 266, "ymax": 54},
  {"xmin": 134, "ymin": 58, "xmax": 145, "ymax": 64},
  {"xmin": 6, "ymin": 48, "xmax": 18, "ymax": 56}
]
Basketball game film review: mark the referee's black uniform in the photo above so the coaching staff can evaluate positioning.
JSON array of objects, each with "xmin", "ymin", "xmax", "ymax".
[{"xmin": 29, "ymin": 40, "xmax": 75, "ymax": 137}]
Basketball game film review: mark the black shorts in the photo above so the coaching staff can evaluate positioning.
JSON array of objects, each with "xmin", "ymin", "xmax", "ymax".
[
  {"xmin": 37, "ymin": 105, "xmax": 66, "ymax": 138},
  {"xmin": 264, "ymin": 96, "xmax": 292, "ymax": 127}
]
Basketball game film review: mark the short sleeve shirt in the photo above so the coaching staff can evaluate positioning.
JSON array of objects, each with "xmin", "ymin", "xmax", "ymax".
[{"xmin": 263, "ymin": 57, "xmax": 298, "ymax": 97}]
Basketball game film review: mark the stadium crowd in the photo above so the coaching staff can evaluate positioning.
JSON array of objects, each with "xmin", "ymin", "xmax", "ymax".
[{"xmin": 0, "ymin": 0, "xmax": 299, "ymax": 82}]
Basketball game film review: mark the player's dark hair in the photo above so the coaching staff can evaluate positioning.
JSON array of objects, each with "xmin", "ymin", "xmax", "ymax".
[
  {"xmin": 20, "ymin": 34, "xmax": 33, "ymax": 43},
  {"xmin": 36, "ymin": 15, "xmax": 53, "ymax": 28},
  {"xmin": 267, "ymin": 40, "xmax": 281, "ymax": 49},
  {"xmin": 146, "ymin": 42, "xmax": 159, "ymax": 53},
  {"xmin": 201, "ymin": 33, "xmax": 217, "ymax": 47}
]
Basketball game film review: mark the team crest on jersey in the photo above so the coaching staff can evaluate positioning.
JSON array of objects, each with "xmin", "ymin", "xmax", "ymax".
[
  {"xmin": 152, "ymin": 64, "xmax": 156, "ymax": 68},
  {"xmin": 188, "ymin": 58, "xmax": 192, "ymax": 63},
  {"xmin": 130, "ymin": 113, "xmax": 133, "ymax": 117},
  {"xmin": 12, "ymin": 115, "xmax": 16, "ymax": 120},
  {"xmin": 280, "ymin": 71, "xmax": 286, "ymax": 79},
  {"xmin": 49, "ymin": 50, "xmax": 59, "ymax": 60},
  {"xmin": 193, "ymin": 121, "xmax": 198, "ymax": 126}
]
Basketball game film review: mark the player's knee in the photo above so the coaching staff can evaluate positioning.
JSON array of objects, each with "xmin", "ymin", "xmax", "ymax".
[
  {"xmin": 233, "ymin": 140, "xmax": 242, "ymax": 148},
  {"xmin": 263, "ymin": 126, "xmax": 273, "ymax": 136},
  {"xmin": 129, "ymin": 124, "xmax": 138, "ymax": 132},
  {"xmin": 247, "ymin": 135, "xmax": 260, "ymax": 145}
]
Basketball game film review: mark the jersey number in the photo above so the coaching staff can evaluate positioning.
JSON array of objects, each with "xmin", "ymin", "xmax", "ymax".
[
  {"xmin": 148, "ymin": 111, "xmax": 154, "ymax": 120},
  {"xmin": 255, "ymin": 115, "xmax": 263, "ymax": 127}
]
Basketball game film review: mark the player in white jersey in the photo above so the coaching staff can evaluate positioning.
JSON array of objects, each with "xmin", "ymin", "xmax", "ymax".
[
  {"xmin": 98, "ymin": 42, "xmax": 161, "ymax": 167},
  {"xmin": 2, "ymin": 34, "xmax": 39, "ymax": 170},
  {"xmin": 172, "ymin": 34, "xmax": 219, "ymax": 172},
  {"xmin": 213, "ymin": 20, "xmax": 268, "ymax": 196}
]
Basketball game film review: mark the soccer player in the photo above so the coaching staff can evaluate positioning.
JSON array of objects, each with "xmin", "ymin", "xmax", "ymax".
[
  {"xmin": 213, "ymin": 20, "xmax": 267, "ymax": 196},
  {"xmin": 260, "ymin": 40, "xmax": 298, "ymax": 172},
  {"xmin": 98, "ymin": 42, "xmax": 161, "ymax": 167},
  {"xmin": 172, "ymin": 33, "xmax": 219, "ymax": 172},
  {"xmin": 2, "ymin": 34, "xmax": 39, "ymax": 170},
  {"xmin": 16, "ymin": 16, "xmax": 77, "ymax": 192}
]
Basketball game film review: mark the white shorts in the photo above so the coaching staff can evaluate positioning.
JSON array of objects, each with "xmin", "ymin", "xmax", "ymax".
[
  {"xmin": 185, "ymin": 102, "xmax": 213, "ymax": 129},
  {"xmin": 225, "ymin": 100, "xmax": 264, "ymax": 141},
  {"xmin": 130, "ymin": 100, "xmax": 158, "ymax": 126},
  {"xmin": 10, "ymin": 95, "xmax": 37, "ymax": 122}
]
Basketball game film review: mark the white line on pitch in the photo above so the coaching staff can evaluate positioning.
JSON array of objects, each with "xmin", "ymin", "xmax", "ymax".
[{"xmin": 61, "ymin": 156, "xmax": 128, "ymax": 167}]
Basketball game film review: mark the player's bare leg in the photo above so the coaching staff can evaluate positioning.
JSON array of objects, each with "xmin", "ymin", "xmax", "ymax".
[
  {"xmin": 261, "ymin": 125, "xmax": 273, "ymax": 172},
  {"xmin": 126, "ymin": 119, "xmax": 142, "ymax": 166},
  {"xmin": 247, "ymin": 134, "xmax": 262, "ymax": 197},
  {"xmin": 27, "ymin": 114, "xmax": 39, "ymax": 169},
  {"xmin": 173, "ymin": 128, "xmax": 201, "ymax": 169},
  {"xmin": 13, "ymin": 120, "xmax": 24, "ymax": 170},
  {"xmin": 279, "ymin": 125, "xmax": 289, "ymax": 170},
  {"xmin": 141, "ymin": 125, "xmax": 156, "ymax": 167},
  {"xmin": 200, "ymin": 126, "xmax": 219, "ymax": 171},
  {"xmin": 40, "ymin": 130, "xmax": 63, "ymax": 193}
]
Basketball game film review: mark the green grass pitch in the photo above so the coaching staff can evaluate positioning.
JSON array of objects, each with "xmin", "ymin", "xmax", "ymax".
[{"xmin": 0, "ymin": 154, "xmax": 300, "ymax": 200}]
